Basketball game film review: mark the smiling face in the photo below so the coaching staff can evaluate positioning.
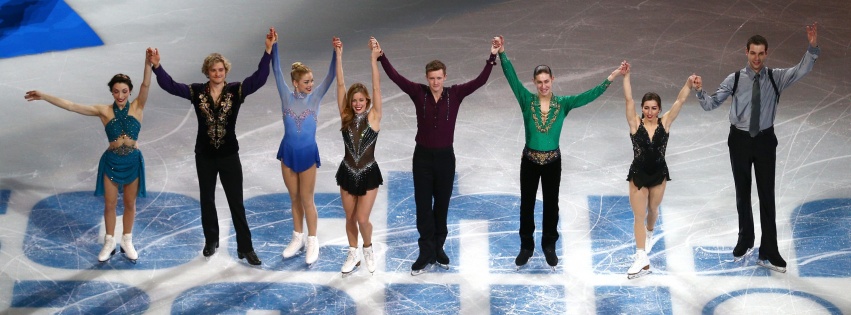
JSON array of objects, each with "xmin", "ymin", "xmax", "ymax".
[
  {"xmin": 534, "ymin": 72, "xmax": 553, "ymax": 97},
  {"xmin": 747, "ymin": 43, "xmax": 768, "ymax": 72},
  {"xmin": 350, "ymin": 91, "xmax": 369, "ymax": 114},
  {"xmin": 293, "ymin": 72, "xmax": 315, "ymax": 94},
  {"xmin": 206, "ymin": 61, "xmax": 227, "ymax": 85},
  {"xmin": 642, "ymin": 99, "xmax": 661, "ymax": 120},
  {"xmin": 111, "ymin": 83, "xmax": 131, "ymax": 105}
]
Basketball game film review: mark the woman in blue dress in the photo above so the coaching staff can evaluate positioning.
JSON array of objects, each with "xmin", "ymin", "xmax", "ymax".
[
  {"xmin": 272, "ymin": 38, "xmax": 336, "ymax": 266},
  {"xmin": 24, "ymin": 50, "xmax": 153, "ymax": 263}
]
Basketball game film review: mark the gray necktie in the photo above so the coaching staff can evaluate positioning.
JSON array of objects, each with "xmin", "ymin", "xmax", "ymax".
[{"xmin": 749, "ymin": 73, "xmax": 761, "ymax": 137}]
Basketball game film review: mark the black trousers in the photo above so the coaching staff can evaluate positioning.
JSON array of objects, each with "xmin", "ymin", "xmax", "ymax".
[
  {"xmin": 195, "ymin": 152, "xmax": 254, "ymax": 252},
  {"xmin": 519, "ymin": 156, "xmax": 561, "ymax": 251},
  {"xmin": 412, "ymin": 145, "xmax": 455, "ymax": 262},
  {"xmin": 728, "ymin": 125, "xmax": 780, "ymax": 259}
]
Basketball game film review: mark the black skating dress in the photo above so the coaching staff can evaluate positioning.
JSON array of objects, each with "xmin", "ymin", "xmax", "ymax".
[{"xmin": 626, "ymin": 118, "xmax": 671, "ymax": 189}]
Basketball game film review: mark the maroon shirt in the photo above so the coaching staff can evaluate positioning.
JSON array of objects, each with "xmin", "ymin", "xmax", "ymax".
[{"xmin": 379, "ymin": 53, "xmax": 496, "ymax": 149}]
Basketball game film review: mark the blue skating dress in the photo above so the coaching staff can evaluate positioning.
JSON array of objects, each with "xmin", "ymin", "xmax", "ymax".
[
  {"xmin": 95, "ymin": 101, "xmax": 146, "ymax": 197},
  {"xmin": 271, "ymin": 43, "xmax": 336, "ymax": 173}
]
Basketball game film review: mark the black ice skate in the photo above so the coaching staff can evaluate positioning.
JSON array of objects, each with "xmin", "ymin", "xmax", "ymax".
[
  {"xmin": 411, "ymin": 255, "xmax": 432, "ymax": 276},
  {"xmin": 434, "ymin": 249, "xmax": 450, "ymax": 270},
  {"xmin": 514, "ymin": 249, "xmax": 533, "ymax": 270},
  {"xmin": 203, "ymin": 241, "xmax": 218, "ymax": 261},
  {"xmin": 542, "ymin": 247, "xmax": 558, "ymax": 271}
]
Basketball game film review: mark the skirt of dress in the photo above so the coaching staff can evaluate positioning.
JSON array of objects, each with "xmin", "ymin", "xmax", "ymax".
[
  {"xmin": 336, "ymin": 161, "xmax": 383, "ymax": 196},
  {"xmin": 277, "ymin": 139, "xmax": 321, "ymax": 173},
  {"xmin": 95, "ymin": 148, "xmax": 146, "ymax": 197}
]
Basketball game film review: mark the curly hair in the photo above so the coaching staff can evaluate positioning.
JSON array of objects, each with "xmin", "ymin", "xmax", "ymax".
[{"xmin": 201, "ymin": 53, "xmax": 231, "ymax": 78}]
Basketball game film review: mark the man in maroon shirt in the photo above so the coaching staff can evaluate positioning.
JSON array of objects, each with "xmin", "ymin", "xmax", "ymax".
[{"xmin": 376, "ymin": 37, "xmax": 501, "ymax": 275}]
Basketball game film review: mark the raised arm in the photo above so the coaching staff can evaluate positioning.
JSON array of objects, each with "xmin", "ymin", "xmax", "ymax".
[
  {"xmin": 240, "ymin": 28, "xmax": 276, "ymax": 98},
  {"xmin": 370, "ymin": 37, "xmax": 383, "ymax": 125},
  {"xmin": 149, "ymin": 48, "xmax": 192, "ymax": 100},
  {"xmin": 694, "ymin": 73, "xmax": 734, "ymax": 111},
  {"xmin": 24, "ymin": 90, "xmax": 105, "ymax": 117},
  {"xmin": 451, "ymin": 38, "xmax": 497, "ymax": 98},
  {"xmin": 334, "ymin": 37, "xmax": 346, "ymax": 115},
  {"xmin": 375, "ymin": 40, "xmax": 420, "ymax": 96},
  {"xmin": 136, "ymin": 48, "xmax": 154, "ymax": 110},
  {"xmin": 622, "ymin": 62, "xmax": 638, "ymax": 133},
  {"xmin": 310, "ymin": 40, "xmax": 338, "ymax": 103},
  {"xmin": 561, "ymin": 62, "xmax": 624, "ymax": 111},
  {"xmin": 497, "ymin": 36, "xmax": 533, "ymax": 106},
  {"xmin": 272, "ymin": 42, "xmax": 292, "ymax": 106},
  {"xmin": 661, "ymin": 74, "xmax": 696, "ymax": 130},
  {"xmin": 773, "ymin": 22, "xmax": 820, "ymax": 90}
]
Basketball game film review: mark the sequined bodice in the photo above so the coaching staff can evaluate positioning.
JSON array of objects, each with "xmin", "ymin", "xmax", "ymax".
[
  {"xmin": 342, "ymin": 113, "xmax": 378, "ymax": 171},
  {"xmin": 630, "ymin": 118, "xmax": 668, "ymax": 172},
  {"xmin": 105, "ymin": 102, "xmax": 141, "ymax": 142}
]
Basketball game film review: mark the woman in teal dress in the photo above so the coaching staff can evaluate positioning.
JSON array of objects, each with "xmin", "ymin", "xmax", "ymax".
[{"xmin": 24, "ymin": 50, "xmax": 153, "ymax": 263}]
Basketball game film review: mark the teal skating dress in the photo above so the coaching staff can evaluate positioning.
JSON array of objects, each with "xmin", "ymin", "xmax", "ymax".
[{"xmin": 95, "ymin": 101, "xmax": 146, "ymax": 197}]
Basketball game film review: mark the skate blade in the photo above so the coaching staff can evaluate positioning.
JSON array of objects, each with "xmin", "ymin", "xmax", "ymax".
[
  {"xmin": 122, "ymin": 254, "xmax": 138, "ymax": 264},
  {"xmin": 627, "ymin": 269, "xmax": 651, "ymax": 279},
  {"xmin": 98, "ymin": 249, "xmax": 116, "ymax": 263},
  {"xmin": 732, "ymin": 248, "xmax": 755, "ymax": 262},
  {"xmin": 435, "ymin": 262, "xmax": 450, "ymax": 270},
  {"xmin": 342, "ymin": 263, "xmax": 361, "ymax": 277},
  {"xmin": 756, "ymin": 260, "xmax": 787, "ymax": 273}
]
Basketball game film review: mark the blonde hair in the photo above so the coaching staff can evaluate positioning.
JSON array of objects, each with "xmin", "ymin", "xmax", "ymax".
[
  {"xmin": 290, "ymin": 62, "xmax": 312, "ymax": 82},
  {"xmin": 340, "ymin": 83, "xmax": 371, "ymax": 130},
  {"xmin": 201, "ymin": 53, "xmax": 231, "ymax": 78}
]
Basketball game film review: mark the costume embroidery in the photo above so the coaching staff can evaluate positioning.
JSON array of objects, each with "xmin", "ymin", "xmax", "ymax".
[
  {"xmin": 196, "ymin": 84, "xmax": 234, "ymax": 149},
  {"xmin": 530, "ymin": 98, "xmax": 561, "ymax": 133},
  {"xmin": 283, "ymin": 108, "xmax": 317, "ymax": 133}
]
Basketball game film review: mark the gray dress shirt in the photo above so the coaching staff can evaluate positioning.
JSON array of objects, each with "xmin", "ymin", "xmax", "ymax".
[{"xmin": 696, "ymin": 45, "xmax": 820, "ymax": 132}]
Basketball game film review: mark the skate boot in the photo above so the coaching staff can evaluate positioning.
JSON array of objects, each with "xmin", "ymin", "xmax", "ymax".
[
  {"xmin": 282, "ymin": 231, "xmax": 304, "ymax": 258},
  {"xmin": 542, "ymin": 246, "xmax": 558, "ymax": 270},
  {"xmin": 120, "ymin": 233, "xmax": 138, "ymax": 263},
  {"xmin": 238, "ymin": 250, "xmax": 262, "ymax": 266},
  {"xmin": 757, "ymin": 254, "xmax": 787, "ymax": 273},
  {"xmin": 732, "ymin": 236, "xmax": 754, "ymax": 262},
  {"xmin": 645, "ymin": 228, "xmax": 655, "ymax": 254},
  {"xmin": 362, "ymin": 245, "xmax": 376, "ymax": 274},
  {"xmin": 627, "ymin": 249, "xmax": 651, "ymax": 279},
  {"xmin": 434, "ymin": 249, "xmax": 450, "ymax": 270},
  {"xmin": 305, "ymin": 235, "xmax": 319, "ymax": 266},
  {"xmin": 341, "ymin": 247, "xmax": 360, "ymax": 277},
  {"xmin": 514, "ymin": 249, "xmax": 533, "ymax": 270},
  {"xmin": 98, "ymin": 234, "xmax": 116, "ymax": 262},
  {"xmin": 203, "ymin": 241, "xmax": 218, "ymax": 259},
  {"xmin": 410, "ymin": 255, "xmax": 432, "ymax": 276}
]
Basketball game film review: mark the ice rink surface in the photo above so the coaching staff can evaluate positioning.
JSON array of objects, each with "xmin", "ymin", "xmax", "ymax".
[{"xmin": 1, "ymin": 0, "xmax": 850, "ymax": 314}]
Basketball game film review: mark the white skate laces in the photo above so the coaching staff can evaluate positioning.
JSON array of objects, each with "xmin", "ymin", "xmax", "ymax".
[
  {"xmin": 121, "ymin": 233, "xmax": 138, "ymax": 262},
  {"xmin": 282, "ymin": 231, "xmax": 304, "ymax": 258},
  {"xmin": 627, "ymin": 249, "xmax": 651, "ymax": 279},
  {"xmin": 362, "ymin": 245, "xmax": 376, "ymax": 274},
  {"xmin": 98, "ymin": 234, "xmax": 116, "ymax": 262},
  {"xmin": 341, "ymin": 247, "xmax": 360, "ymax": 274},
  {"xmin": 305, "ymin": 235, "xmax": 319, "ymax": 265}
]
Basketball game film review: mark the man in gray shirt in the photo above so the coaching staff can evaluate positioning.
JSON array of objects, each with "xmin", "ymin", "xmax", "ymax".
[{"xmin": 693, "ymin": 22, "xmax": 819, "ymax": 273}]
